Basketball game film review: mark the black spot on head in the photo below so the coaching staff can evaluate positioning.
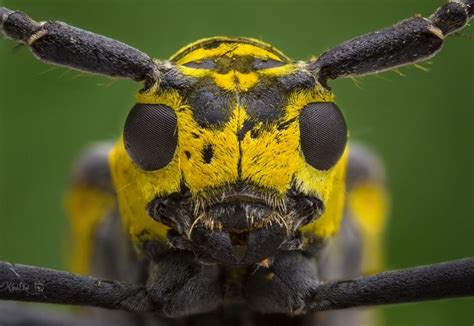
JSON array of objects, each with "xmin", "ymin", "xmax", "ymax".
[
  {"xmin": 250, "ymin": 128, "xmax": 261, "ymax": 139},
  {"xmin": 240, "ymin": 80, "xmax": 286, "ymax": 123},
  {"xmin": 237, "ymin": 120, "xmax": 256, "ymax": 141},
  {"xmin": 189, "ymin": 82, "xmax": 234, "ymax": 128},
  {"xmin": 214, "ymin": 56, "xmax": 233, "ymax": 74},
  {"xmin": 191, "ymin": 132, "xmax": 200, "ymax": 139},
  {"xmin": 277, "ymin": 117, "xmax": 297, "ymax": 131},
  {"xmin": 202, "ymin": 41, "xmax": 221, "ymax": 50},
  {"xmin": 184, "ymin": 151, "xmax": 191, "ymax": 159},
  {"xmin": 253, "ymin": 58, "xmax": 286, "ymax": 70},
  {"xmin": 184, "ymin": 59, "xmax": 216, "ymax": 70},
  {"xmin": 232, "ymin": 56, "xmax": 255, "ymax": 74},
  {"xmin": 202, "ymin": 144, "xmax": 214, "ymax": 164}
]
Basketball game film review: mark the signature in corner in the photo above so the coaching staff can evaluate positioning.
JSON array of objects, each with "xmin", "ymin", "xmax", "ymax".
[
  {"xmin": 0, "ymin": 281, "xmax": 30, "ymax": 293},
  {"xmin": 0, "ymin": 281, "xmax": 45, "ymax": 293}
]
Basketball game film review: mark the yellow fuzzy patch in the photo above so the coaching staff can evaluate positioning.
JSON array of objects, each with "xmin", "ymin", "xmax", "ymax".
[
  {"xmin": 240, "ymin": 88, "xmax": 335, "ymax": 195},
  {"xmin": 348, "ymin": 182, "xmax": 389, "ymax": 272},
  {"xmin": 66, "ymin": 186, "xmax": 115, "ymax": 275},
  {"xmin": 110, "ymin": 88, "xmax": 242, "ymax": 242},
  {"xmin": 299, "ymin": 148, "xmax": 348, "ymax": 239}
]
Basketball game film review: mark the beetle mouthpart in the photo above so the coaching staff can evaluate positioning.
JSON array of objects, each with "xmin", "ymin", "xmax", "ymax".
[
  {"xmin": 171, "ymin": 223, "xmax": 289, "ymax": 265},
  {"xmin": 229, "ymin": 231, "xmax": 249, "ymax": 262},
  {"xmin": 205, "ymin": 201, "xmax": 273, "ymax": 232}
]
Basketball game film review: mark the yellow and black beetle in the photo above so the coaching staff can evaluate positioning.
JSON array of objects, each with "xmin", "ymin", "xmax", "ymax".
[{"xmin": 0, "ymin": 1, "xmax": 473, "ymax": 326}]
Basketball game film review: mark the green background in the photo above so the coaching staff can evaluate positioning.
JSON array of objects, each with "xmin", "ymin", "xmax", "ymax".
[{"xmin": 0, "ymin": 0, "xmax": 472, "ymax": 325}]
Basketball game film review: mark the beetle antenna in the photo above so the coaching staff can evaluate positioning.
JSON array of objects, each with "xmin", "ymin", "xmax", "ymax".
[
  {"xmin": 0, "ymin": 259, "xmax": 473, "ymax": 313},
  {"xmin": 309, "ymin": 0, "xmax": 474, "ymax": 86},
  {"xmin": 0, "ymin": 261, "xmax": 155, "ymax": 313},
  {"xmin": 0, "ymin": 7, "xmax": 161, "ymax": 88},
  {"xmin": 306, "ymin": 258, "xmax": 474, "ymax": 312}
]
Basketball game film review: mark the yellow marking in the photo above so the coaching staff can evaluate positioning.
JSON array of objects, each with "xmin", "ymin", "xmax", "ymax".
[
  {"xmin": 240, "ymin": 87, "xmax": 335, "ymax": 195},
  {"xmin": 428, "ymin": 25, "xmax": 444, "ymax": 40},
  {"xmin": 259, "ymin": 64, "xmax": 297, "ymax": 77},
  {"xmin": 348, "ymin": 182, "xmax": 389, "ymax": 273},
  {"xmin": 171, "ymin": 36, "xmax": 290, "ymax": 64},
  {"xmin": 27, "ymin": 29, "xmax": 47, "ymax": 45},
  {"xmin": 178, "ymin": 62, "xmax": 292, "ymax": 93},
  {"xmin": 66, "ymin": 186, "xmax": 114, "ymax": 275},
  {"xmin": 175, "ymin": 43, "xmax": 282, "ymax": 65},
  {"xmin": 235, "ymin": 71, "xmax": 259, "ymax": 91},
  {"xmin": 299, "ymin": 148, "xmax": 348, "ymax": 239},
  {"xmin": 213, "ymin": 71, "xmax": 238, "ymax": 91}
]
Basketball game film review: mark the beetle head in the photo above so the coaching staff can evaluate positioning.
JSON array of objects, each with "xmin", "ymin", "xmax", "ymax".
[{"xmin": 110, "ymin": 37, "xmax": 348, "ymax": 265}]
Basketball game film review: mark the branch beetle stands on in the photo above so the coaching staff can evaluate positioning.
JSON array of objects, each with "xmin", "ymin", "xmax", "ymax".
[{"xmin": 0, "ymin": 1, "xmax": 473, "ymax": 326}]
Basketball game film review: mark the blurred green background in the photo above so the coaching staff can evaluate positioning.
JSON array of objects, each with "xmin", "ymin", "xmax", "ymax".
[{"xmin": 0, "ymin": 0, "xmax": 472, "ymax": 325}]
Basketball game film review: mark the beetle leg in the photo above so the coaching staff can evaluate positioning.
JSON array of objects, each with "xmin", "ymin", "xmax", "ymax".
[
  {"xmin": 146, "ymin": 250, "xmax": 224, "ymax": 318},
  {"xmin": 243, "ymin": 250, "xmax": 320, "ymax": 316}
]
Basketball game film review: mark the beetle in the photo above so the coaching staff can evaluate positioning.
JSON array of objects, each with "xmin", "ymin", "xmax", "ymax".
[{"xmin": 0, "ymin": 1, "xmax": 473, "ymax": 326}]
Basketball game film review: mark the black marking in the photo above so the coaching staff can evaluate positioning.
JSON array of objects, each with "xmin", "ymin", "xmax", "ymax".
[
  {"xmin": 277, "ymin": 117, "xmax": 297, "ymax": 131},
  {"xmin": 184, "ymin": 55, "xmax": 288, "ymax": 74},
  {"xmin": 213, "ymin": 56, "xmax": 233, "ymax": 74},
  {"xmin": 239, "ymin": 78, "xmax": 287, "ymax": 123},
  {"xmin": 184, "ymin": 59, "xmax": 216, "ymax": 69},
  {"xmin": 158, "ymin": 65, "xmax": 195, "ymax": 91},
  {"xmin": 250, "ymin": 128, "xmax": 261, "ymax": 139},
  {"xmin": 188, "ymin": 82, "xmax": 234, "ymax": 128},
  {"xmin": 191, "ymin": 132, "xmax": 200, "ymax": 138},
  {"xmin": 278, "ymin": 70, "xmax": 316, "ymax": 91},
  {"xmin": 234, "ymin": 56, "xmax": 258, "ymax": 73},
  {"xmin": 202, "ymin": 144, "xmax": 214, "ymax": 164},
  {"xmin": 202, "ymin": 40, "xmax": 221, "ymax": 50},
  {"xmin": 237, "ymin": 120, "xmax": 255, "ymax": 141},
  {"xmin": 184, "ymin": 151, "xmax": 191, "ymax": 159},
  {"xmin": 253, "ymin": 58, "xmax": 286, "ymax": 69}
]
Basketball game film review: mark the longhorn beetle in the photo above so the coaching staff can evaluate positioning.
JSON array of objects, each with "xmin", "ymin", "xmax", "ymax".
[{"xmin": 0, "ymin": 1, "xmax": 473, "ymax": 326}]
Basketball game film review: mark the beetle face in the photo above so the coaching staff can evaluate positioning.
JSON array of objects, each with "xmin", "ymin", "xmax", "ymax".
[{"xmin": 110, "ymin": 37, "xmax": 349, "ymax": 265}]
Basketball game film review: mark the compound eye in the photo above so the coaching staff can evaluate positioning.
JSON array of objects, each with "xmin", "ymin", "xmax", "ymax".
[
  {"xmin": 123, "ymin": 104, "xmax": 178, "ymax": 171},
  {"xmin": 299, "ymin": 102, "xmax": 347, "ymax": 170}
]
